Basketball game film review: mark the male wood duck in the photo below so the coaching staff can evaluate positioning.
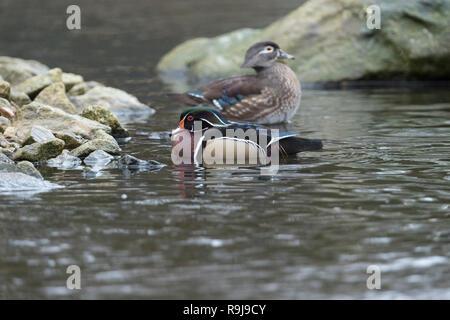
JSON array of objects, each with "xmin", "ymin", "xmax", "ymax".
[
  {"xmin": 168, "ymin": 41, "xmax": 301, "ymax": 125},
  {"xmin": 170, "ymin": 107, "xmax": 322, "ymax": 166}
]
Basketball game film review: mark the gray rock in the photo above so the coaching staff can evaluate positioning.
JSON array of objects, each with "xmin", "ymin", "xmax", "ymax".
[
  {"xmin": 157, "ymin": 28, "xmax": 258, "ymax": 77},
  {"xmin": 0, "ymin": 147, "xmax": 14, "ymax": 158},
  {"xmin": 71, "ymin": 85, "xmax": 155, "ymax": 115},
  {"xmin": 118, "ymin": 155, "xmax": 164, "ymax": 170},
  {"xmin": 13, "ymin": 138, "xmax": 65, "ymax": 162},
  {"xmin": 0, "ymin": 152, "xmax": 44, "ymax": 184},
  {"xmin": 85, "ymin": 81, "xmax": 104, "ymax": 90},
  {"xmin": 62, "ymin": 72, "xmax": 83, "ymax": 91},
  {"xmin": 0, "ymin": 56, "xmax": 49, "ymax": 85},
  {"xmin": 145, "ymin": 160, "xmax": 165, "ymax": 170},
  {"xmin": 34, "ymin": 82, "xmax": 77, "ymax": 114},
  {"xmin": 67, "ymin": 82, "xmax": 88, "ymax": 96},
  {"xmin": 70, "ymin": 130, "xmax": 121, "ymax": 158},
  {"xmin": 83, "ymin": 149, "xmax": 114, "ymax": 167},
  {"xmin": 0, "ymin": 172, "xmax": 60, "ymax": 192},
  {"xmin": 2, "ymin": 126, "xmax": 17, "ymax": 138},
  {"xmin": 82, "ymin": 167, "xmax": 103, "ymax": 179},
  {"xmin": 0, "ymin": 151, "xmax": 14, "ymax": 163},
  {"xmin": 0, "ymin": 80, "xmax": 11, "ymax": 99},
  {"xmin": 23, "ymin": 125, "xmax": 56, "ymax": 145},
  {"xmin": 13, "ymin": 68, "xmax": 62, "ymax": 98},
  {"xmin": 0, "ymin": 162, "xmax": 16, "ymax": 173},
  {"xmin": 148, "ymin": 132, "xmax": 171, "ymax": 140},
  {"xmin": 157, "ymin": 0, "xmax": 450, "ymax": 83},
  {"xmin": 9, "ymin": 90, "xmax": 31, "ymax": 106},
  {"xmin": 53, "ymin": 130, "xmax": 86, "ymax": 149},
  {"xmin": 81, "ymin": 105, "xmax": 129, "ymax": 138},
  {"xmin": 93, "ymin": 129, "xmax": 120, "ymax": 146},
  {"xmin": 0, "ymin": 97, "xmax": 15, "ymax": 120},
  {"xmin": 13, "ymin": 102, "xmax": 111, "ymax": 141},
  {"xmin": 46, "ymin": 150, "xmax": 82, "ymax": 169},
  {"xmin": 16, "ymin": 161, "xmax": 43, "ymax": 179},
  {"xmin": 0, "ymin": 133, "xmax": 10, "ymax": 147},
  {"xmin": 0, "ymin": 151, "xmax": 16, "ymax": 172},
  {"xmin": 0, "ymin": 151, "xmax": 13, "ymax": 162},
  {"xmin": 0, "ymin": 116, "xmax": 10, "ymax": 133}
]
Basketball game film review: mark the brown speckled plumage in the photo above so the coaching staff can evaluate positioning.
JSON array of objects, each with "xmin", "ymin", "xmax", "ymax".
[
  {"xmin": 168, "ymin": 41, "xmax": 301, "ymax": 124},
  {"xmin": 221, "ymin": 63, "xmax": 301, "ymax": 124}
]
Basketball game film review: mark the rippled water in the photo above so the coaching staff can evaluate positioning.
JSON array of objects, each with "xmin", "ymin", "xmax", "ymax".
[{"xmin": 1, "ymin": 0, "xmax": 449, "ymax": 299}]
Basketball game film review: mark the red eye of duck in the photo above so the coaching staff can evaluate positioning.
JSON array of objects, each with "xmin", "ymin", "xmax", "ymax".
[{"xmin": 187, "ymin": 115, "xmax": 194, "ymax": 121}]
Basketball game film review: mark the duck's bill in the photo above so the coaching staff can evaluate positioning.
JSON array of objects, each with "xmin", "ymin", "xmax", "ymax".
[{"xmin": 278, "ymin": 49, "xmax": 295, "ymax": 60}]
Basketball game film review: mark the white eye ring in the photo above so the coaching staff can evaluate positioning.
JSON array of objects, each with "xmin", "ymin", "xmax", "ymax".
[{"xmin": 259, "ymin": 46, "xmax": 275, "ymax": 55}]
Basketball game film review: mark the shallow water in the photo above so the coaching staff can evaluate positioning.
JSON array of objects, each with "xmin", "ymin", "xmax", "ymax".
[{"xmin": 1, "ymin": 1, "xmax": 449, "ymax": 299}]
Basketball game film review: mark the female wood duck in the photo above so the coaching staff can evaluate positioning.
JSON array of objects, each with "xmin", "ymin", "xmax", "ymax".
[
  {"xmin": 168, "ymin": 41, "xmax": 301, "ymax": 125},
  {"xmin": 170, "ymin": 107, "xmax": 322, "ymax": 166}
]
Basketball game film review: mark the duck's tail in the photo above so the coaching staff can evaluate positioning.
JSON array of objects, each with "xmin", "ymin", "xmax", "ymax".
[
  {"xmin": 279, "ymin": 137, "xmax": 323, "ymax": 155},
  {"xmin": 166, "ymin": 90, "xmax": 209, "ymax": 106}
]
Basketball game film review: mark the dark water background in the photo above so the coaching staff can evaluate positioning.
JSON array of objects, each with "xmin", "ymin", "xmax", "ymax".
[{"xmin": 0, "ymin": 0, "xmax": 449, "ymax": 299}]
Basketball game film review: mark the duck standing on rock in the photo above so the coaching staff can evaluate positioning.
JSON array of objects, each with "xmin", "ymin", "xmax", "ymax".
[
  {"xmin": 170, "ymin": 107, "xmax": 322, "ymax": 166},
  {"xmin": 168, "ymin": 41, "xmax": 301, "ymax": 124}
]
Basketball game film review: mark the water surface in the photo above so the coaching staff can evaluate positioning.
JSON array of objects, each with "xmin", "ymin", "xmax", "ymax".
[{"xmin": 0, "ymin": 0, "xmax": 449, "ymax": 299}]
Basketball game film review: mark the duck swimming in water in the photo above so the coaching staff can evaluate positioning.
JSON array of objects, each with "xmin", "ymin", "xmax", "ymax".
[
  {"xmin": 168, "ymin": 41, "xmax": 301, "ymax": 125},
  {"xmin": 170, "ymin": 107, "xmax": 322, "ymax": 166}
]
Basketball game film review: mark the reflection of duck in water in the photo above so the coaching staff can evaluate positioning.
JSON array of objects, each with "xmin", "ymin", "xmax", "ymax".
[
  {"xmin": 170, "ymin": 107, "xmax": 322, "ymax": 166},
  {"xmin": 168, "ymin": 41, "xmax": 301, "ymax": 124}
]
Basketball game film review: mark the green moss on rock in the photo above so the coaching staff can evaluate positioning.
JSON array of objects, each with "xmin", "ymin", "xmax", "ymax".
[
  {"xmin": 157, "ymin": 0, "xmax": 450, "ymax": 83},
  {"xmin": 81, "ymin": 105, "xmax": 129, "ymax": 138},
  {"xmin": 13, "ymin": 138, "xmax": 65, "ymax": 162}
]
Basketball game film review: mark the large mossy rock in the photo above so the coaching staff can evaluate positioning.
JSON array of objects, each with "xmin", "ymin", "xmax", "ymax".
[
  {"xmin": 157, "ymin": 0, "xmax": 450, "ymax": 83},
  {"xmin": 13, "ymin": 138, "xmax": 65, "ymax": 162},
  {"xmin": 81, "ymin": 105, "xmax": 129, "ymax": 138}
]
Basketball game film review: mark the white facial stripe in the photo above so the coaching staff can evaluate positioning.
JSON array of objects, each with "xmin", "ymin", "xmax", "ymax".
[{"xmin": 200, "ymin": 117, "xmax": 228, "ymax": 127}]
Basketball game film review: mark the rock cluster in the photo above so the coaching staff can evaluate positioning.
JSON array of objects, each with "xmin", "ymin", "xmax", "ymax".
[{"xmin": 0, "ymin": 56, "xmax": 159, "ymax": 190}]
